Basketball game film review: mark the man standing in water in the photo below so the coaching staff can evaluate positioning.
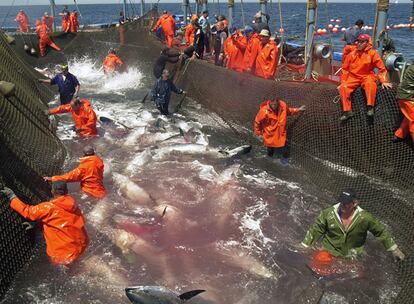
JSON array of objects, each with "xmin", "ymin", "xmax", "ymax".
[
  {"xmin": 254, "ymin": 98, "xmax": 305, "ymax": 159},
  {"xmin": 151, "ymin": 69, "xmax": 185, "ymax": 115},
  {"xmin": 302, "ymin": 189, "xmax": 405, "ymax": 275},
  {"xmin": 46, "ymin": 98, "xmax": 98, "ymax": 137},
  {"xmin": 0, "ymin": 182, "xmax": 88, "ymax": 265},
  {"xmin": 44, "ymin": 146, "xmax": 106, "ymax": 199},
  {"xmin": 39, "ymin": 64, "xmax": 80, "ymax": 105}
]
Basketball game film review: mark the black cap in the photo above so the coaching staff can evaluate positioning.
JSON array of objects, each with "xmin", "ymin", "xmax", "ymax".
[
  {"xmin": 52, "ymin": 181, "xmax": 68, "ymax": 195},
  {"xmin": 355, "ymin": 19, "xmax": 364, "ymax": 26},
  {"xmin": 83, "ymin": 145, "xmax": 95, "ymax": 156},
  {"xmin": 338, "ymin": 189, "xmax": 356, "ymax": 204},
  {"xmin": 202, "ymin": 10, "xmax": 208, "ymax": 14}
]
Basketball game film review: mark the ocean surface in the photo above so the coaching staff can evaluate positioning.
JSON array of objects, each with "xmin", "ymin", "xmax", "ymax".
[{"xmin": 1, "ymin": 2, "xmax": 413, "ymax": 59}]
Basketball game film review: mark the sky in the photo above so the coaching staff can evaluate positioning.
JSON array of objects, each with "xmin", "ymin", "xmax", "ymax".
[{"xmin": 0, "ymin": 0, "xmax": 412, "ymax": 5}]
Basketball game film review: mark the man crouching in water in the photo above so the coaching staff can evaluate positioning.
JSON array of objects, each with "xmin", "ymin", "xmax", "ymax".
[
  {"xmin": 150, "ymin": 69, "xmax": 186, "ymax": 115},
  {"xmin": 0, "ymin": 181, "xmax": 88, "ymax": 265},
  {"xmin": 301, "ymin": 189, "xmax": 405, "ymax": 276}
]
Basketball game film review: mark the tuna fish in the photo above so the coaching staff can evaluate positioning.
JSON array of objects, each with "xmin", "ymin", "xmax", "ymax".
[
  {"xmin": 125, "ymin": 286, "xmax": 205, "ymax": 304},
  {"xmin": 218, "ymin": 145, "xmax": 252, "ymax": 158}
]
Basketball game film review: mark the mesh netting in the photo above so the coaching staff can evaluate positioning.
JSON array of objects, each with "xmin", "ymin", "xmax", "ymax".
[
  {"xmin": 0, "ymin": 31, "xmax": 66, "ymax": 300},
  {"xmin": 175, "ymin": 59, "xmax": 414, "ymax": 304}
]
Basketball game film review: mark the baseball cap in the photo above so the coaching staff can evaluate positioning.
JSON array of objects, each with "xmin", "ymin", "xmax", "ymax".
[{"xmin": 338, "ymin": 189, "xmax": 356, "ymax": 204}]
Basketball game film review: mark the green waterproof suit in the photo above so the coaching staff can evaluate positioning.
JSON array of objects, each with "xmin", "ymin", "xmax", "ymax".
[
  {"xmin": 302, "ymin": 204, "xmax": 397, "ymax": 257},
  {"xmin": 397, "ymin": 64, "xmax": 414, "ymax": 101}
]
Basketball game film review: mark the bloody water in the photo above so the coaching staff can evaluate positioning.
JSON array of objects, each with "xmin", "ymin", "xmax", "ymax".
[{"xmin": 1, "ymin": 58, "xmax": 399, "ymax": 304}]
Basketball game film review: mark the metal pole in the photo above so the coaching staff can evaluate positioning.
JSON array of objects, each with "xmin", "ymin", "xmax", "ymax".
[
  {"xmin": 123, "ymin": 0, "xmax": 127, "ymax": 19},
  {"xmin": 141, "ymin": 0, "xmax": 144, "ymax": 16},
  {"xmin": 202, "ymin": 0, "xmax": 208, "ymax": 12},
  {"xmin": 183, "ymin": 0, "xmax": 189, "ymax": 25},
  {"xmin": 305, "ymin": 0, "xmax": 317, "ymax": 80},
  {"xmin": 260, "ymin": 0, "xmax": 267, "ymax": 23},
  {"xmin": 49, "ymin": 0, "xmax": 56, "ymax": 31},
  {"xmin": 195, "ymin": 0, "xmax": 199, "ymax": 15},
  {"xmin": 228, "ymin": 0, "xmax": 234, "ymax": 28},
  {"xmin": 373, "ymin": 0, "xmax": 389, "ymax": 57}
]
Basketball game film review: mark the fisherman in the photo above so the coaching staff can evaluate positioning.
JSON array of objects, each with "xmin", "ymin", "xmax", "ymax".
[
  {"xmin": 185, "ymin": 15, "xmax": 198, "ymax": 47},
  {"xmin": 15, "ymin": 10, "xmax": 30, "ymax": 33},
  {"xmin": 59, "ymin": 5, "xmax": 70, "ymax": 32},
  {"xmin": 41, "ymin": 12, "xmax": 54, "ymax": 32},
  {"xmin": 0, "ymin": 182, "xmax": 89, "ymax": 265},
  {"xmin": 44, "ymin": 146, "xmax": 106, "ymax": 199},
  {"xmin": 199, "ymin": 10, "xmax": 211, "ymax": 55},
  {"xmin": 35, "ymin": 19, "xmax": 61, "ymax": 57},
  {"xmin": 103, "ymin": 49, "xmax": 125, "ymax": 74},
  {"xmin": 251, "ymin": 11, "xmax": 270, "ymax": 34},
  {"xmin": 119, "ymin": 11, "xmax": 126, "ymax": 25},
  {"xmin": 301, "ymin": 189, "xmax": 405, "ymax": 275},
  {"xmin": 193, "ymin": 17, "xmax": 205, "ymax": 59},
  {"xmin": 344, "ymin": 19, "xmax": 364, "ymax": 46},
  {"xmin": 254, "ymin": 29, "xmax": 278, "ymax": 79},
  {"xmin": 46, "ymin": 98, "xmax": 98, "ymax": 137},
  {"xmin": 39, "ymin": 64, "xmax": 80, "ymax": 105},
  {"xmin": 339, "ymin": 34, "xmax": 392, "ymax": 121},
  {"xmin": 151, "ymin": 69, "xmax": 186, "ymax": 115},
  {"xmin": 342, "ymin": 19, "xmax": 364, "ymax": 62},
  {"xmin": 254, "ymin": 98, "xmax": 305, "ymax": 158},
  {"xmin": 224, "ymin": 25, "xmax": 247, "ymax": 72},
  {"xmin": 153, "ymin": 46, "xmax": 180, "ymax": 79},
  {"xmin": 393, "ymin": 63, "xmax": 414, "ymax": 143},
  {"xmin": 242, "ymin": 25, "xmax": 260, "ymax": 73},
  {"xmin": 69, "ymin": 10, "xmax": 79, "ymax": 33},
  {"xmin": 216, "ymin": 14, "xmax": 228, "ymax": 32},
  {"xmin": 151, "ymin": 10, "xmax": 175, "ymax": 48},
  {"xmin": 213, "ymin": 21, "xmax": 228, "ymax": 66}
]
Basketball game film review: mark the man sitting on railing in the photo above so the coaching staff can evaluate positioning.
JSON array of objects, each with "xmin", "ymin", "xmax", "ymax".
[{"xmin": 339, "ymin": 34, "xmax": 392, "ymax": 121}]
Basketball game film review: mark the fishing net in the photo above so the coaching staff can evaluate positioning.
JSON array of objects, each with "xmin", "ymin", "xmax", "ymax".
[
  {"xmin": 175, "ymin": 59, "xmax": 414, "ymax": 303},
  {"xmin": 2, "ymin": 6, "xmax": 414, "ymax": 303},
  {"xmin": 0, "ymin": 30, "xmax": 66, "ymax": 300}
]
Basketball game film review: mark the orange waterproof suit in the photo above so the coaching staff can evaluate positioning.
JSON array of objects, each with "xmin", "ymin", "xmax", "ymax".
[
  {"xmin": 255, "ymin": 40, "xmax": 278, "ymax": 79},
  {"xmin": 15, "ymin": 11, "xmax": 30, "ymax": 33},
  {"xmin": 10, "ymin": 195, "xmax": 88, "ymax": 265},
  {"xmin": 339, "ymin": 39, "xmax": 388, "ymax": 112},
  {"xmin": 36, "ymin": 21, "xmax": 61, "ymax": 57},
  {"xmin": 41, "ymin": 15, "xmax": 54, "ymax": 32},
  {"xmin": 185, "ymin": 23, "xmax": 196, "ymax": 46},
  {"xmin": 49, "ymin": 100, "xmax": 98, "ymax": 137},
  {"xmin": 152, "ymin": 13, "xmax": 175, "ymax": 48},
  {"xmin": 394, "ymin": 65, "xmax": 414, "ymax": 140},
  {"xmin": 224, "ymin": 32, "xmax": 247, "ymax": 72},
  {"xmin": 52, "ymin": 155, "xmax": 106, "ymax": 198},
  {"xmin": 103, "ymin": 53, "xmax": 125, "ymax": 74},
  {"xmin": 243, "ymin": 33, "xmax": 261, "ymax": 72},
  {"xmin": 69, "ymin": 11, "xmax": 79, "ymax": 33},
  {"xmin": 254, "ymin": 100, "xmax": 300, "ymax": 148},
  {"xmin": 61, "ymin": 11, "xmax": 70, "ymax": 32}
]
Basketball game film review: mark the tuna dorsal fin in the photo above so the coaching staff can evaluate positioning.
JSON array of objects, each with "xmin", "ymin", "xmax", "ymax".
[
  {"xmin": 178, "ymin": 289, "xmax": 206, "ymax": 301},
  {"xmin": 161, "ymin": 206, "xmax": 168, "ymax": 217}
]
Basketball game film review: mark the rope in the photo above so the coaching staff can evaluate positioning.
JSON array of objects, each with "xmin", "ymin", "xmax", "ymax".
[
  {"xmin": 73, "ymin": 0, "xmax": 83, "ymax": 21},
  {"xmin": 1, "ymin": 0, "xmax": 17, "ymax": 29},
  {"xmin": 277, "ymin": 0, "xmax": 284, "ymax": 65},
  {"xmin": 240, "ymin": 0, "xmax": 246, "ymax": 27}
]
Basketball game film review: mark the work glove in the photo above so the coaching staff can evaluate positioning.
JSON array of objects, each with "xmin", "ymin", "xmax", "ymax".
[
  {"xmin": 299, "ymin": 105, "xmax": 306, "ymax": 111},
  {"xmin": 392, "ymin": 247, "xmax": 405, "ymax": 261},
  {"xmin": 43, "ymin": 109, "xmax": 50, "ymax": 116},
  {"xmin": 0, "ymin": 187, "xmax": 17, "ymax": 201}
]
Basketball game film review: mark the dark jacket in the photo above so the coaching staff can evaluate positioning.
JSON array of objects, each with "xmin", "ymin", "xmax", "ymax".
[
  {"xmin": 153, "ymin": 48, "xmax": 181, "ymax": 79},
  {"xmin": 397, "ymin": 64, "xmax": 414, "ymax": 101},
  {"xmin": 151, "ymin": 78, "xmax": 183, "ymax": 105}
]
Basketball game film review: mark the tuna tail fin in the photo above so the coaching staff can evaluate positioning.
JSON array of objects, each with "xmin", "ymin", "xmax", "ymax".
[{"xmin": 178, "ymin": 289, "xmax": 206, "ymax": 301}]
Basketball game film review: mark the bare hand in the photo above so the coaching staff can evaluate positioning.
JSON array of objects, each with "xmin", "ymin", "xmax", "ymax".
[{"xmin": 382, "ymin": 82, "xmax": 393, "ymax": 90}]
